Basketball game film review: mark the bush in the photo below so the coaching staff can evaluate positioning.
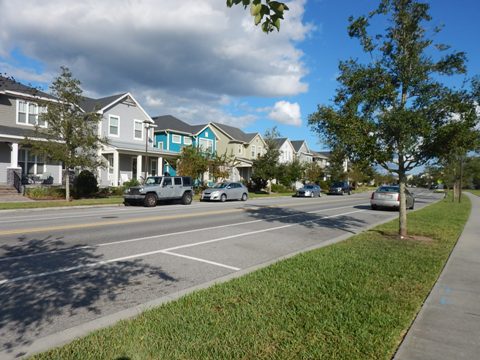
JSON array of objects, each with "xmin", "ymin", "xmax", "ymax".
[
  {"xmin": 271, "ymin": 183, "xmax": 290, "ymax": 193},
  {"xmin": 123, "ymin": 178, "xmax": 140, "ymax": 188},
  {"xmin": 74, "ymin": 170, "xmax": 98, "ymax": 198},
  {"xmin": 26, "ymin": 186, "xmax": 65, "ymax": 200}
]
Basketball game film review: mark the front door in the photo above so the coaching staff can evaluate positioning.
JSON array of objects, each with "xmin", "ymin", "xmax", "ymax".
[{"xmin": 132, "ymin": 157, "xmax": 137, "ymax": 180}]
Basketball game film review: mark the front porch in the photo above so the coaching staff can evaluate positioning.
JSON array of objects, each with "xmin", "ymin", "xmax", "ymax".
[{"xmin": 99, "ymin": 148, "xmax": 180, "ymax": 187}]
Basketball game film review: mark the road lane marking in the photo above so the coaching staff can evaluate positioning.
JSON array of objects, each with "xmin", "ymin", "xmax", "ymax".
[
  {"xmin": 0, "ymin": 209, "xmax": 365, "ymax": 285},
  {"xmin": 161, "ymin": 251, "xmax": 241, "ymax": 271},
  {"xmin": 0, "ymin": 203, "xmax": 369, "ymax": 262}
]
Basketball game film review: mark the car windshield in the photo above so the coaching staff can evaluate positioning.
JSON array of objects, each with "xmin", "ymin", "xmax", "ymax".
[
  {"xmin": 212, "ymin": 182, "xmax": 229, "ymax": 189},
  {"xmin": 332, "ymin": 182, "xmax": 344, "ymax": 187},
  {"xmin": 145, "ymin": 177, "xmax": 162, "ymax": 185},
  {"xmin": 377, "ymin": 186, "xmax": 399, "ymax": 193},
  {"xmin": 304, "ymin": 185, "xmax": 315, "ymax": 189}
]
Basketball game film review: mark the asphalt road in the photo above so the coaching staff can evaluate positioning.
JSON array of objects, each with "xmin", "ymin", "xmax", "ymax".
[{"xmin": 0, "ymin": 189, "xmax": 442, "ymax": 358}]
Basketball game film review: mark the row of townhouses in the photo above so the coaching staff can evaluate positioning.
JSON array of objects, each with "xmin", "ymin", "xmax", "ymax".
[{"xmin": 0, "ymin": 76, "xmax": 330, "ymax": 189}]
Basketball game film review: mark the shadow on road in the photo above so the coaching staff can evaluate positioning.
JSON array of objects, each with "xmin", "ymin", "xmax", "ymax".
[
  {"xmin": 0, "ymin": 236, "xmax": 176, "ymax": 355},
  {"xmin": 244, "ymin": 205, "xmax": 367, "ymax": 235}
]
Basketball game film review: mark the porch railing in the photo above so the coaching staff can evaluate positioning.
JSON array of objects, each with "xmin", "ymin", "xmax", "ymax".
[{"xmin": 13, "ymin": 171, "xmax": 22, "ymax": 193}]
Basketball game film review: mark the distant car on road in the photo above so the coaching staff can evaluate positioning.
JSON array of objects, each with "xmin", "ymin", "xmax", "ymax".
[
  {"xmin": 328, "ymin": 181, "xmax": 352, "ymax": 195},
  {"xmin": 201, "ymin": 182, "xmax": 248, "ymax": 202},
  {"xmin": 370, "ymin": 185, "xmax": 415, "ymax": 210},
  {"xmin": 296, "ymin": 184, "xmax": 322, "ymax": 197},
  {"xmin": 123, "ymin": 176, "xmax": 193, "ymax": 207}
]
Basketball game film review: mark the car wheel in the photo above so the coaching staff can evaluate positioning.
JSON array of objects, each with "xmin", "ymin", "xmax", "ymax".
[
  {"xmin": 182, "ymin": 192, "xmax": 192, "ymax": 205},
  {"xmin": 144, "ymin": 193, "xmax": 157, "ymax": 207},
  {"xmin": 241, "ymin": 193, "xmax": 248, "ymax": 201},
  {"xmin": 220, "ymin": 194, "xmax": 227, "ymax": 202},
  {"xmin": 371, "ymin": 204, "xmax": 377, "ymax": 210}
]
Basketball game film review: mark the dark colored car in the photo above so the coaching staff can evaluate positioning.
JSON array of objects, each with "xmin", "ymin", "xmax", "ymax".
[{"xmin": 328, "ymin": 181, "xmax": 352, "ymax": 195}]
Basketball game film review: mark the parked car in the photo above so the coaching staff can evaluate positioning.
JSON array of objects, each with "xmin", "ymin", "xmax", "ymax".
[
  {"xmin": 201, "ymin": 182, "xmax": 248, "ymax": 202},
  {"xmin": 328, "ymin": 181, "xmax": 352, "ymax": 195},
  {"xmin": 370, "ymin": 185, "xmax": 415, "ymax": 210},
  {"xmin": 123, "ymin": 176, "xmax": 193, "ymax": 207},
  {"xmin": 296, "ymin": 184, "xmax": 322, "ymax": 197}
]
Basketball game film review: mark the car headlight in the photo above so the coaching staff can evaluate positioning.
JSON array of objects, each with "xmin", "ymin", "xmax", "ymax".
[
  {"xmin": 138, "ymin": 187, "xmax": 144, "ymax": 193},
  {"xmin": 211, "ymin": 191, "xmax": 219, "ymax": 197}
]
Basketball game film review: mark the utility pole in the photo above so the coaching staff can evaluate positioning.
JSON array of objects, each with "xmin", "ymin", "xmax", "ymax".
[{"xmin": 143, "ymin": 121, "xmax": 157, "ymax": 182}]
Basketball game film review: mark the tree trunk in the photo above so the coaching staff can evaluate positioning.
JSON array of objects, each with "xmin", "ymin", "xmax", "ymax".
[
  {"xmin": 65, "ymin": 170, "xmax": 70, "ymax": 201},
  {"xmin": 398, "ymin": 174, "xmax": 408, "ymax": 239}
]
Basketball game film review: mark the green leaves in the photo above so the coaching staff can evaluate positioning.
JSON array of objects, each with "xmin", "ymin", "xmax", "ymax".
[{"xmin": 226, "ymin": 0, "xmax": 289, "ymax": 33}]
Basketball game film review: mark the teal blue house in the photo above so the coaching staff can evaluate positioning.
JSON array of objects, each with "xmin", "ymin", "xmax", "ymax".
[{"xmin": 152, "ymin": 115, "xmax": 217, "ymax": 176}]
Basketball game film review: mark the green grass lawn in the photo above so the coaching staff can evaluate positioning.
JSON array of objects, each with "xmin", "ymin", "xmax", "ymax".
[
  {"xmin": 0, "ymin": 197, "xmax": 123, "ymax": 210},
  {"xmin": 467, "ymin": 189, "xmax": 480, "ymax": 196},
  {"xmin": 32, "ymin": 195, "xmax": 471, "ymax": 360}
]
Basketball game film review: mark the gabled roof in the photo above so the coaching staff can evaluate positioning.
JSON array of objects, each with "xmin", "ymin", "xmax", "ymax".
[
  {"xmin": 272, "ymin": 137, "xmax": 289, "ymax": 148},
  {"xmin": 211, "ymin": 122, "xmax": 249, "ymax": 142},
  {"xmin": 0, "ymin": 75, "xmax": 56, "ymax": 100},
  {"xmin": 291, "ymin": 140, "xmax": 306, "ymax": 152},
  {"xmin": 79, "ymin": 93, "xmax": 126, "ymax": 112},
  {"xmin": 152, "ymin": 115, "xmax": 194, "ymax": 134},
  {"xmin": 312, "ymin": 151, "xmax": 330, "ymax": 159}
]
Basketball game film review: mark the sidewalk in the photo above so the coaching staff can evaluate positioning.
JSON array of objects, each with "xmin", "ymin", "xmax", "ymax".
[{"xmin": 394, "ymin": 192, "xmax": 480, "ymax": 359}]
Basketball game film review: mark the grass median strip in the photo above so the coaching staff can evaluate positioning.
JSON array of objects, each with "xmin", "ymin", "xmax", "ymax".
[{"xmin": 32, "ymin": 195, "xmax": 470, "ymax": 360}]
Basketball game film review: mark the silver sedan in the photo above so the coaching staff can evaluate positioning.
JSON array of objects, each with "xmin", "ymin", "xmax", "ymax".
[
  {"xmin": 296, "ymin": 184, "xmax": 322, "ymax": 197},
  {"xmin": 201, "ymin": 182, "xmax": 248, "ymax": 202},
  {"xmin": 370, "ymin": 186, "xmax": 415, "ymax": 210}
]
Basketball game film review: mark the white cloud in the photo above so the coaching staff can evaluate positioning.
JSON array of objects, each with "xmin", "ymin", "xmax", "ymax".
[
  {"xmin": 268, "ymin": 101, "xmax": 302, "ymax": 126},
  {"xmin": 0, "ymin": 0, "xmax": 312, "ymax": 129}
]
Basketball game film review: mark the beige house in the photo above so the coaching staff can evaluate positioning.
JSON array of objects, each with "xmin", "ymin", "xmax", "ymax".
[{"xmin": 210, "ymin": 123, "xmax": 267, "ymax": 182}]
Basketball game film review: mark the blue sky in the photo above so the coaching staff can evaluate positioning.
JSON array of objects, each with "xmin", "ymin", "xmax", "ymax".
[{"xmin": 1, "ymin": 0, "xmax": 478, "ymax": 155}]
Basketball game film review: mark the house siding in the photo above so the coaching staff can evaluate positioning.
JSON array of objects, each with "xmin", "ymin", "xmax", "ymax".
[
  {"xmin": 193, "ymin": 126, "xmax": 216, "ymax": 154},
  {"xmin": 0, "ymin": 95, "xmax": 16, "ymax": 128}
]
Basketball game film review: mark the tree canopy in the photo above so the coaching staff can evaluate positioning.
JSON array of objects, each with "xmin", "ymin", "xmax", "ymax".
[
  {"xmin": 226, "ymin": 0, "xmax": 289, "ymax": 32},
  {"xmin": 308, "ymin": 0, "xmax": 479, "ymax": 237}
]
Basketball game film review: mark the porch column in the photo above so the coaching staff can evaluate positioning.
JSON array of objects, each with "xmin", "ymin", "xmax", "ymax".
[
  {"xmin": 113, "ymin": 151, "xmax": 119, "ymax": 186},
  {"xmin": 136, "ymin": 154, "xmax": 142, "ymax": 180},
  {"xmin": 10, "ymin": 142, "xmax": 19, "ymax": 167},
  {"xmin": 157, "ymin": 157, "xmax": 163, "ymax": 176}
]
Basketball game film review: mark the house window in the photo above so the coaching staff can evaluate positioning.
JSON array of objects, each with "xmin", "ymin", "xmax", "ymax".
[
  {"xmin": 184, "ymin": 136, "xmax": 192, "ymax": 145},
  {"xmin": 109, "ymin": 115, "xmax": 120, "ymax": 136},
  {"xmin": 172, "ymin": 134, "xmax": 182, "ymax": 144},
  {"xmin": 157, "ymin": 141, "xmax": 164, "ymax": 150},
  {"xmin": 199, "ymin": 138, "xmax": 213, "ymax": 153},
  {"xmin": 238, "ymin": 145, "xmax": 243, "ymax": 154},
  {"xmin": 17, "ymin": 100, "xmax": 47, "ymax": 127},
  {"xmin": 205, "ymin": 131, "xmax": 209, "ymax": 138},
  {"xmin": 251, "ymin": 145, "xmax": 256, "ymax": 157},
  {"xmin": 257, "ymin": 147, "xmax": 262, "ymax": 156},
  {"xmin": 134, "ymin": 120, "xmax": 143, "ymax": 140},
  {"xmin": 18, "ymin": 149, "xmax": 46, "ymax": 176}
]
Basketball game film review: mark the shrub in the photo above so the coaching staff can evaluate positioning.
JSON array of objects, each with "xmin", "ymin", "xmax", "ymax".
[
  {"xmin": 26, "ymin": 186, "xmax": 65, "ymax": 200},
  {"xmin": 271, "ymin": 183, "xmax": 290, "ymax": 193},
  {"xmin": 123, "ymin": 178, "xmax": 140, "ymax": 188},
  {"xmin": 74, "ymin": 170, "xmax": 98, "ymax": 198}
]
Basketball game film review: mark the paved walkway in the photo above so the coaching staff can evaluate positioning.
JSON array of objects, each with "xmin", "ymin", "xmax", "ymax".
[{"xmin": 394, "ymin": 192, "xmax": 480, "ymax": 359}]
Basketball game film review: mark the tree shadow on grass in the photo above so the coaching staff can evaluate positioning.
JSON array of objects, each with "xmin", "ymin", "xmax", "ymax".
[
  {"xmin": 244, "ymin": 205, "xmax": 368, "ymax": 234},
  {"xmin": 0, "ymin": 236, "xmax": 176, "ymax": 356}
]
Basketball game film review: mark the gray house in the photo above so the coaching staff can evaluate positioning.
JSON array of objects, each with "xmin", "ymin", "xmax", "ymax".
[
  {"xmin": 291, "ymin": 140, "xmax": 313, "ymax": 164},
  {"xmin": 80, "ymin": 93, "xmax": 176, "ymax": 187},
  {"xmin": 0, "ymin": 76, "xmax": 62, "ymax": 188}
]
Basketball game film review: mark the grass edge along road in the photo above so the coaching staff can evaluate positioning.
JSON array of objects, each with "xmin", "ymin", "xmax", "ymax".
[{"xmin": 32, "ymin": 195, "xmax": 471, "ymax": 360}]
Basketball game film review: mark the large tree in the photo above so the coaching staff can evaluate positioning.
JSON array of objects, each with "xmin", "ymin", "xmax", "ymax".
[
  {"xmin": 251, "ymin": 127, "xmax": 281, "ymax": 192},
  {"xmin": 226, "ymin": 0, "xmax": 289, "ymax": 32},
  {"xmin": 26, "ymin": 67, "xmax": 105, "ymax": 200},
  {"xmin": 309, "ymin": 0, "xmax": 479, "ymax": 238}
]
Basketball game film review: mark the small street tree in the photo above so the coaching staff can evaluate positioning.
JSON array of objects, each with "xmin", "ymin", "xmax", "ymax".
[
  {"xmin": 177, "ymin": 146, "xmax": 209, "ymax": 182},
  {"xmin": 277, "ymin": 159, "xmax": 304, "ymax": 188},
  {"xmin": 309, "ymin": 0, "xmax": 479, "ymax": 238},
  {"xmin": 25, "ymin": 67, "xmax": 105, "ymax": 200},
  {"xmin": 251, "ymin": 127, "xmax": 281, "ymax": 192},
  {"xmin": 304, "ymin": 162, "xmax": 325, "ymax": 184}
]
